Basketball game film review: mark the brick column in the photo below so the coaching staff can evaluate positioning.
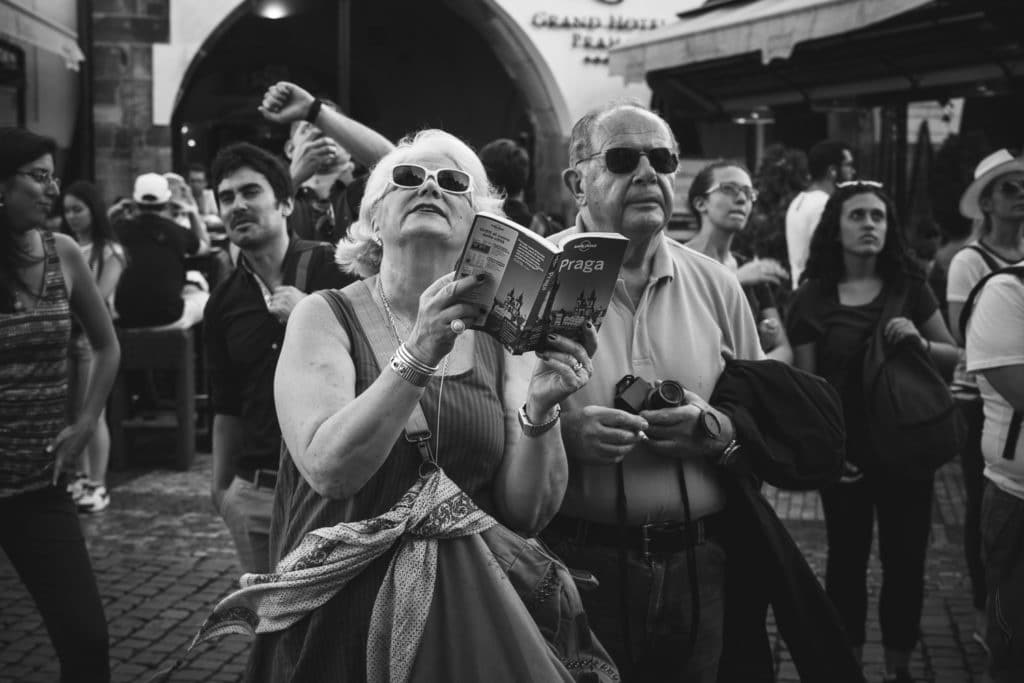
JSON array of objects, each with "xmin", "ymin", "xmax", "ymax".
[{"xmin": 91, "ymin": 0, "xmax": 172, "ymax": 202}]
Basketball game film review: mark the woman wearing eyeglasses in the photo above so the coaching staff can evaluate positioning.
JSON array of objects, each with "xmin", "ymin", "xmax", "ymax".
[
  {"xmin": 232, "ymin": 129, "xmax": 610, "ymax": 681},
  {"xmin": 685, "ymin": 160, "xmax": 793, "ymax": 363},
  {"xmin": 786, "ymin": 181, "xmax": 958, "ymax": 683},
  {"xmin": 0, "ymin": 128, "xmax": 118, "ymax": 680}
]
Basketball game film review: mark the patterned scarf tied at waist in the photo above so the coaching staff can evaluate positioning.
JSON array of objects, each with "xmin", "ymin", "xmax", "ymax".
[{"xmin": 156, "ymin": 469, "xmax": 494, "ymax": 683}]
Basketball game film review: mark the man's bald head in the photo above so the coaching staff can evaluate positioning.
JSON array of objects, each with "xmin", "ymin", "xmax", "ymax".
[{"xmin": 568, "ymin": 103, "xmax": 677, "ymax": 167}]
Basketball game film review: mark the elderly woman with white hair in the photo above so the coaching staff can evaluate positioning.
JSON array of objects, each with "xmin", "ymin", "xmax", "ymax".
[{"xmin": 211, "ymin": 129, "xmax": 609, "ymax": 682}]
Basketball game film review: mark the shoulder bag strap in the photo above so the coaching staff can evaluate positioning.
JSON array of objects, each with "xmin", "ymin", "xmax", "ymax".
[
  {"xmin": 879, "ymin": 280, "xmax": 909, "ymax": 326},
  {"xmin": 322, "ymin": 280, "xmax": 434, "ymax": 462}
]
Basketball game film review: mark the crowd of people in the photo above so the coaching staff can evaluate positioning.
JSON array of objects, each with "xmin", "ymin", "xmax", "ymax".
[{"xmin": 1, "ymin": 76, "xmax": 1023, "ymax": 683}]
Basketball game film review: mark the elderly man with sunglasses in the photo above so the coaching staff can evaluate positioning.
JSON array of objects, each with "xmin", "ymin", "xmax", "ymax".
[{"xmin": 537, "ymin": 103, "xmax": 765, "ymax": 682}]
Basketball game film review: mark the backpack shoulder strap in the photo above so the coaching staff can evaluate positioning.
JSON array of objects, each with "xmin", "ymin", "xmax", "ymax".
[
  {"xmin": 955, "ymin": 266, "xmax": 1024, "ymax": 461},
  {"xmin": 959, "ymin": 265, "xmax": 1024, "ymax": 341},
  {"xmin": 964, "ymin": 243, "xmax": 1001, "ymax": 272},
  {"xmin": 322, "ymin": 279, "xmax": 434, "ymax": 462}
]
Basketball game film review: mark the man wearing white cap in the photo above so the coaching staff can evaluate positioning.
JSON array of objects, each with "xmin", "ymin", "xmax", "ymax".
[
  {"xmin": 113, "ymin": 173, "xmax": 209, "ymax": 327},
  {"xmin": 946, "ymin": 148, "xmax": 1024, "ymax": 655}
]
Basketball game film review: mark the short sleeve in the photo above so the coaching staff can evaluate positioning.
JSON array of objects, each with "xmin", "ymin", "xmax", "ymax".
[
  {"xmin": 722, "ymin": 274, "xmax": 766, "ymax": 361},
  {"xmin": 966, "ymin": 274, "xmax": 1024, "ymax": 373},
  {"xmin": 907, "ymin": 278, "xmax": 939, "ymax": 326},
  {"xmin": 785, "ymin": 281, "xmax": 824, "ymax": 345},
  {"xmin": 947, "ymin": 248, "xmax": 992, "ymax": 303},
  {"xmin": 203, "ymin": 295, "xmax": 242, "ymax": 416}
]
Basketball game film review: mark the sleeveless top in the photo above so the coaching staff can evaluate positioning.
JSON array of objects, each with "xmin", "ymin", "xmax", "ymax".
[
  {"xmin": 247, "ymin": 288, "xmax": 506, "ymax": 682},
  {"xmin": 0, "ymin": 231, "xmax": 71, "ymax": 497}
]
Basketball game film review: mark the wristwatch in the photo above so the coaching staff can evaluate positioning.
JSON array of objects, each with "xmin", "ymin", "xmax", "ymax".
[
  {"xmin": 697, "ymin": 409, "xmax": 722, "ymax": 440},
  {"xmin": 518, "ymin": 403, "xmax": 561, "ymax": 437}
]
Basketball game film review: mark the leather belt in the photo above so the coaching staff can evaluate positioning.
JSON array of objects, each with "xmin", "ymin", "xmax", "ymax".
[
  {"xmin": 235, "ymin": 467, "xmax": 278, "ymax": 490},
  {"xmin": 547, "ymin": 513, "xmax": 722, "ymax": 558}
]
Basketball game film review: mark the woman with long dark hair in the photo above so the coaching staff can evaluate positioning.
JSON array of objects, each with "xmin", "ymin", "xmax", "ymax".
[
  {"xmin": 0, "ymin": 127, "xmax": 119, "ymax": 681},
  {"xmin": 787, "ymin": 181, "xmax": 958, "ymax": 682},
  {"xmin": 62, "ymin": 180, "xmax": 125, "ymax": 513}
]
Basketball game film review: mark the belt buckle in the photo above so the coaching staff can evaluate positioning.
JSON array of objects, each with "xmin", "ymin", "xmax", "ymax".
[{"xmin": 640, "ymin": 521, "xmax": 672, "ymax": 559}]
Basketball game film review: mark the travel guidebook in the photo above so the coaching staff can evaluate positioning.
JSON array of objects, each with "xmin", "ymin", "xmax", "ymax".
[{"xmin": 454, "ymin": 212, "xmax": 628, "ymax": 354}]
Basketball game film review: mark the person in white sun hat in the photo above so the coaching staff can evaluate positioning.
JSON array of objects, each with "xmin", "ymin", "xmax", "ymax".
[{"xmin": 946, "ymin": 148, "xmax": 1024, "ymax": 659}]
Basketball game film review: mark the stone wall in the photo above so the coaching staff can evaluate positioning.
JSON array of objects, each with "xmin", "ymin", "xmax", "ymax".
[{"xmin": 92, "ymin": 0, "xmax": 172, "ymax": 201}]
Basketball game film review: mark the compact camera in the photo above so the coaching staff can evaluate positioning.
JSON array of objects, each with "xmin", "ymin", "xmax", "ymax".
[{"xmin": 614, "ymin": 375, "xmax": 686, "ymax": 414}]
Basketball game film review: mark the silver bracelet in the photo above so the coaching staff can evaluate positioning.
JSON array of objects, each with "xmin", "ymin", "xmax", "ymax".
[
  {"xmin": 389, "ymin": 354, "xmax": 433, "ymax": 387},
  {"xmin": 395, "ymin": 343, "xmax": 438, "ymax": 375},
  {"xmin": 517, "ymin": 403, "xmax": 561, "ymax": 437}
]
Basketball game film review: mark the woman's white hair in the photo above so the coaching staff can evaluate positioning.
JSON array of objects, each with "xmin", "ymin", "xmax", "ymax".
[{"xmin": 335, "ymin": 129, "xmax": 504, "ymax": 278}]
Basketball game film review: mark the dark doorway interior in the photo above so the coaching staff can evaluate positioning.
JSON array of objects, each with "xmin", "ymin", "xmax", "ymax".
[{"xmin": 173, "ymin": 0, "xmax": 533, "ymax": 179}]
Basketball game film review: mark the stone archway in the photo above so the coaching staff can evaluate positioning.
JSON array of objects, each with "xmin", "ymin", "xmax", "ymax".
[{"xmin": 171, "ymin": 0, "xmax": 571, "ymax": 216}]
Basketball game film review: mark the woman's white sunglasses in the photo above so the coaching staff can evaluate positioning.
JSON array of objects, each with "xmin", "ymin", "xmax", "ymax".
[{"xmin": 389, "ymin": 164, "xmax": 473, "ymax": 195}]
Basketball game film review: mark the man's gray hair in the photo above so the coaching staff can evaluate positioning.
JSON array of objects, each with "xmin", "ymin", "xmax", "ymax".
[
  {"xmin": 335, "ymin": 129, "xmax": 504, "ymax": 278},
  {"xmin": 567, "ymin": 101, "xmax": 678, "ymax": 167}
]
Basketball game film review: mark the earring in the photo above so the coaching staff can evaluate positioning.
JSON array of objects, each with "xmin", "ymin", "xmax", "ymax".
[{"xmin": 372, "ymin": 231, "xmax": 382, "ymax": 246}]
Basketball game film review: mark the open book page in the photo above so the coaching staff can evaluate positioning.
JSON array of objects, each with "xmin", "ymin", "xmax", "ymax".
[
  {"xmin": 455, "ymin": 213, "xmax": 628, "ymax": 354},
  {"xmin": 453, "ymin": 213, "xmax": 558, "ymax": 347}
]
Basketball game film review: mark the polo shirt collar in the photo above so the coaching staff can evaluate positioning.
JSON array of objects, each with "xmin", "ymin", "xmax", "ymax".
[{"xmin": 574, "ymin": 214, "xmax": 674, "ymax": 284}]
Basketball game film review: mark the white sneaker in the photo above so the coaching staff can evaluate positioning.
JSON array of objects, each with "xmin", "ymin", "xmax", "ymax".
[
  {"xmin": 66, "ymin": 472, "xmax": 89, "ymax": 503},
  {"xmin": 77, "ymin": 483, "xmax": 109, "ymax": 513}
]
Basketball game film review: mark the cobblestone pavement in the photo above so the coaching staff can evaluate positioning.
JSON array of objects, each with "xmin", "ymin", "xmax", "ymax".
[{"xmin": 0, "ymin": 452, "xmax": 985, "ymax": 682}]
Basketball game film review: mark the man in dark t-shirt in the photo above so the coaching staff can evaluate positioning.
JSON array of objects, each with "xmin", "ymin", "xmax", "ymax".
[
  {"xmin": 206, "ymin": 142, "xmax": 355, "ymax": 573},
  {"xmin": 115, "ymin": 173, "xmax": 206, "ymax": 327}
]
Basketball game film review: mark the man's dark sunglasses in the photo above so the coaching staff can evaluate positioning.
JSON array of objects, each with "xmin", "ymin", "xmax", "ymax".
[{"xmin": 579, "ymin": 147, "xmax": 679, "ymax": 175}]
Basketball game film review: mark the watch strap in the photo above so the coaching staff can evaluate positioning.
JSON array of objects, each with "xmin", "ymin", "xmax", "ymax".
[
  {"xmin": 518, "ymin": 403, "xmax": 561, "ymax": 437},
  {"xmin": 304, "ymin": 98, "xmax": 323, "ymax": 123}
]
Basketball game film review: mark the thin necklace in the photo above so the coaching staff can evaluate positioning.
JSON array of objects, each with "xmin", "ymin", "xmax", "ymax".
[
  {"xmin": 377, "ymin": 276, "xmax": 413, "ymax": 342},
  {"xmin": 377, "ymin": 276, "xmax": 451, "ymax": 468}
]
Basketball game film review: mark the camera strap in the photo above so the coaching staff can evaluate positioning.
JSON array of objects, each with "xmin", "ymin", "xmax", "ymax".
[
  {"xmin": 614, "ymin": 462, "xmax": 634, "ymax": 667},
  {"xmin": 676, "ymin": 460, "xmax": 701, "ymax": 659},
  {"xmin": 613, "ymin": 457, "xmax": 702, "ymax": 668}
]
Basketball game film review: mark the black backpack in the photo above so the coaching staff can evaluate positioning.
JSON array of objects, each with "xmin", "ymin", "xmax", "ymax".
[
  {"xmin": 958, "ymin": 265, "xmax": 1024, "ymax": 462},
  {"xmin": 862, "ymin": 282, "xmax": 965, "ymax": 479}
]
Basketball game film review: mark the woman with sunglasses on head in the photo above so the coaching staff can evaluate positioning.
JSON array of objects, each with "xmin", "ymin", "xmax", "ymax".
[
  {"xmin": 234, "ymin": 128, "xmax": 607, "ymax": 681},
  {"xmin": 685, "ymin": 160, "xmax": 793, "ymax": 363},
  {"xmin": 0, "ymin": 128, "xmax": 118, "ymax": 681},
  {"xmin": 61, "ymin": 180, "xmax": 126, "ymax": 513},
  {"xmin": 945, "ymin": 150, "xmax": 1024, "ymax": 653},
  {"xmin": 786, "ymin": 181, "xmax": 958, "ymax": 683}
]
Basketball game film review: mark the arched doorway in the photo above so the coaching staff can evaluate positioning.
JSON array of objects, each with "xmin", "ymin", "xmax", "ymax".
[{"xmin": 171, "ymin": 0, "xmax": 570, "ymax": 216}]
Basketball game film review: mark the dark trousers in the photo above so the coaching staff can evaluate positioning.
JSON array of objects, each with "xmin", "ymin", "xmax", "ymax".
[
  {"xmin": 821, "ymin": 472, "xmax": 934, "ymax": 651},
  {"xmin": 957, "ymin": 398, "xmax": 988, "ymax": 611},
  {"xmin": 543, "ymin": 525, "xmax": 726, "ymax": 682},
  {"xmin": 981, "ymin": 482, "xmax": 1024, "ymax": 682},
  {"xmin": 0, "ymin": 485, "xmax": 110, "ymax": 682}
]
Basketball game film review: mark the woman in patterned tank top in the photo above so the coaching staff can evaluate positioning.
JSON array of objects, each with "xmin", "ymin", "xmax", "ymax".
[{"xmin": 0, "ymin": 127, "xmax": 121, "ymax": 681}]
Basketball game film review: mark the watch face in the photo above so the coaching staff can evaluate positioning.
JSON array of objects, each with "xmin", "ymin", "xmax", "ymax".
[{"xmin": 700, "ymin": 410, "xmax": 722, "ymax": 439}]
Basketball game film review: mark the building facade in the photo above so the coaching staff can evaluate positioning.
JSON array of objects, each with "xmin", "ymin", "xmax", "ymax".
[{"xmin": 87, "ymin": 0, "xmax": 688, "ymax": 217}]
